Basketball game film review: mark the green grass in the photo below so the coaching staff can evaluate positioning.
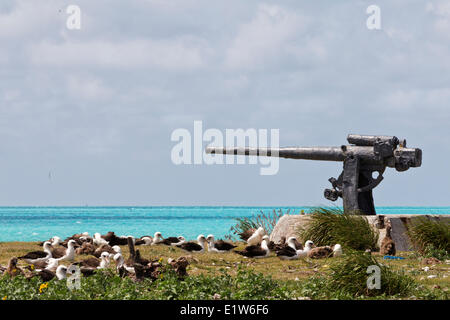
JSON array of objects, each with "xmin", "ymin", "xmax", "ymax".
[
  {"xmin": 1, "ymin": 262, "xmax": 446, "ymax": 300},
  {"xmin": 0, "ymin": 267, "xmax": 293, "ymax": 300},
  {"xmin": 0, "ymin": 241, "xmax": 448, "ymax": 300},
  {"xmin": 407, "ymin": 217, "xmax": 450, "ymax": 260},
  {"xmin": 327, "ymin": 250, "xmax": 416, "ymax": 297},
  {"xmin": 298, "ymin": 207, "xmax": 379, "ymax": 251}
]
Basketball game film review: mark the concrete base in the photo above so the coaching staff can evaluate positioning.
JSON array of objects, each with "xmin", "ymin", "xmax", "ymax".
[{"xmin": 270, "ymin": 214, "xmax": 449, "ymax": 251}]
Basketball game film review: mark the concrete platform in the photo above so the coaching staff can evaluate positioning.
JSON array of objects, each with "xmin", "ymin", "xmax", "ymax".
[{"xmin": 270, "ymin": 214, "xmax": 449, "ymax": 251}]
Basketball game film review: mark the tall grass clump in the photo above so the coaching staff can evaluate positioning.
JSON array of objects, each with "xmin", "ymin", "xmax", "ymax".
[
  {"xmin": 226, "ymin": 209, "xmax": 289, "ymax": 240},
  {"xmin": 327, "ymin": 250, "xmax": 417, "ymax": 298},
  {"xmin": 406, "ymin": 217, "xmax": 450, "ymax": 259},
  {"xmin": 298, "ymin": 207, "xmax": 378, "ymax": 251}
]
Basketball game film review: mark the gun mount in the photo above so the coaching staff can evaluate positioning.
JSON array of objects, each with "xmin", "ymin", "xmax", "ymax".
[{"xmin": 206, "ymin": 134, "xmax": 422, "ymax": 215}]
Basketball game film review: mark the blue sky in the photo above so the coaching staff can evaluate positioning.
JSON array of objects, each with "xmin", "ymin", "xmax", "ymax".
[{"xmin": 0, "ymin": 0, "xmax": 449, "ymax": 206}]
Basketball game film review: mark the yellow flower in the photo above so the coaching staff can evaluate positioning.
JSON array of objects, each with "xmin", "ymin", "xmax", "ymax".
[
  {"xmin": 30, "ymin": 265, "xmax": 35, "ymax": 270},
  {"xmin": 158, "ymin": 258, "xmax": 163, "ymax": 263},
  {"xmin": 39, "ymin": 282, "xmax": 48, "ymax": 293},
  {"xmin": 2, "ymin": 296, "xmax": 6, "ymax": 300}
]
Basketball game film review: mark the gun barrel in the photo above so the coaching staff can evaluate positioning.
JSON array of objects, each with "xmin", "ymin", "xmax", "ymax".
[{"xmin": 206, "ymin": 146, "xmax": 347, "ymax": 162}]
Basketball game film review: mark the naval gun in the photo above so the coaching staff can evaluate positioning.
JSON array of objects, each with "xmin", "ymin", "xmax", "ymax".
[{"xmin": 206, "ymin": 134, "xmax": 422, "ymax": 215}]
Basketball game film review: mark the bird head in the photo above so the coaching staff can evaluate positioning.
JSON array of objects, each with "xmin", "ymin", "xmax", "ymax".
[
  {"xmin": 286, "ymin": 237, "xmax": 297, "ymax": 245},
  {"xmin": 304, "ymin": 240, "xmax": 314, "ymax": 249},
  {"xmin": 100, "ymin": 252, "xmax": 110, "ymax": 260},
  {"xmin": 43, "ymin": 241, "xmax": 52, "ymax": 249},
  {"xmin": 68, "ymin": 240, "xmax": 77, "ymax": 248},
  {"xmin": 113, "ymin": 253, "xmax": 124, "ymax": 265}
]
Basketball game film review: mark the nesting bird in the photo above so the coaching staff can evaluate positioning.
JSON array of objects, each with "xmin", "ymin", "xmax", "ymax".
[
  {"xmin": 176, "ymin": 235, "xmax": 207, "ymax": 252},
  {"xmin": 114, "ymin": 253, "xmax": 135, "ymax": 275},
  {"xmin": 27, "ymin": 258, "xmax": 59, "ymax": 272},
  {"xmin": 275, "ymin": 237, "xmax": 308, "ymax": 260},
  {"xmin": 236, "ymin": 235, "xmax": 270, "ymax": 258},
  {"xmin": 93, "ymin": 233, "xmax": 109, "ymax": 246},
  {"xmin": 380, "ymin": 222, "xmax": 396, "ymax": 256},
  {"xmin": 27, "ymin": 265, "xmax": 67, "ymax": 282},
  {"xmin": 246, "ymin": 227, "xmax": 265, "ymax": 246},
  {"xmin": 5, "ymin": 257, "xmax": 23, "ymax": 277},
  {"xmin": 55, "ymin": 239, "xmax": 77, "ymax": 262},
  {"xmin": 306, "ymin": 242, "xmax": 342, "ymax": 259},
  {"xmin": 18, "ymin": 241, "xmax": 52, "ymax": 264},
  {"xmin": 206, "ymin": 234, "xmax": 237, "ymax": 253}
]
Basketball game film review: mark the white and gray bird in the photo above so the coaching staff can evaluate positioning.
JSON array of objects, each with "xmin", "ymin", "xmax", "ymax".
[{"xmin": 246, "ymin": 227, "xmax": 265, "ymax": 246}]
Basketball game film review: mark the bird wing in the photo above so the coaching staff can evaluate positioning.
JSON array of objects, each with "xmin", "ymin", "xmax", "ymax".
[
  {"xmin": 215, "ymin": 240, "xmax": 237, "ymax": 251},
  {"xmin": 177, "ymin": 242, "xmax": 202, "ymax": 251},
  {"xmin": 19, "ymin": 251, "xmax": 47, "ymax": 260},
  {"xmin": 51, "ymin": 247, "xmax": 66, "ymax": 258},
  {"xmin": 276, "ymin": 245, "xmax": 297, "ymax": 257},
  {"xmin": 165, "ymin": 237, "xmax": 180, "ymax": 243}
]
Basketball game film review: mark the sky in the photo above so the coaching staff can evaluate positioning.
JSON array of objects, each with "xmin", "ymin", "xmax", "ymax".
[{"xmin": 0, "ymin": 0, "xmax": 449, "ymax": 206}]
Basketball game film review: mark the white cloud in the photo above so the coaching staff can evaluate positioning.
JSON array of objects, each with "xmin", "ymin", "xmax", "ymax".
[
  {"xmin": 225, "ymin": 4, "xmax": 307, "ymax": 69},
  {"xmin": 67, "ymin": 75, "xmax": 112, "ymax": 101},
  {"xmin": 30, "ymin": 37, "xmax": 211, "ymax": 70},
  {"xmin": 426, "ymin": 1, "xmax": 450, "ymax": 37},
  {"xmin": 0, "ymin": 0, "xmax": 62, "ymax": 39},
  {"xmin": 383, "ymin": 88, "xmax": 450, "ymax": 111}
]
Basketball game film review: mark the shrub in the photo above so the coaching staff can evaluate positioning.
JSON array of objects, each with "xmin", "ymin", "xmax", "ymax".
[
  {"xmin": 406, "ymin": 217, "xmax": 450, "ymax": 259},
  {"xmin": 298, "ymin": 207, "xmax": 378, "ymax": 250},
  {"xmin": 327, "ymin": 250, "xmax": 417, "ymax": 297},
  {"xmin": 226, "ymin": 209, "xmax": 289, "ymax": 240}
]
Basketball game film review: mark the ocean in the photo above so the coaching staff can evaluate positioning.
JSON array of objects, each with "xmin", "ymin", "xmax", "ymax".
[{"xmin": 0, "ymin": 206, "xmax": 449, "ymax": 242}]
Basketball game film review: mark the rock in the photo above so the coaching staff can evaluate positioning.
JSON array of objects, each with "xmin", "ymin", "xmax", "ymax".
[{"xmin": 270, "ymin": 214, "xmax": 311, "ymax": 243}]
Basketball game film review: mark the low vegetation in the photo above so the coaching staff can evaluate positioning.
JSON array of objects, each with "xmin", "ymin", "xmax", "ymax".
[
  {"xmin": 407, "ymin": 217, "xmax": 450, "ymax": 260},
  {"xmin": 226, "ymin": 208, "xmax": 289, "ymax": 240},
  {"xmin": 327, "ymin": 250, "xmax": 417, "ymax": 297},
  {"xmin": 0, "ymin": 241, "xmax": 448, "ymax": 300},
  {"xmin": 298, "ymin": 207, "xmax": 379, "ymax": 251}
]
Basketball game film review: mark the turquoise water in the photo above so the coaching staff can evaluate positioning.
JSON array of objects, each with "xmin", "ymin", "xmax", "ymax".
[{"xmin": 0, "ymin": 206, "xmax": 449, "ymax": 242}]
